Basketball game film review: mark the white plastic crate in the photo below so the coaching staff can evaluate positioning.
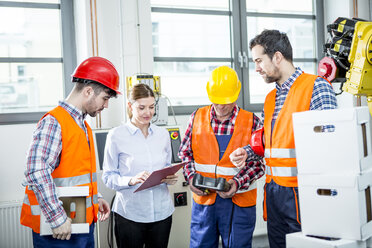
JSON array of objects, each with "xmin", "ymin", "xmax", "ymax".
[
  {"xmin": 298, "ymin": 170, "xmax": 372, "ymax": 241},
  {"xmin": 293, "ymin": 107, "xmax": 372, "ymax": 175}
]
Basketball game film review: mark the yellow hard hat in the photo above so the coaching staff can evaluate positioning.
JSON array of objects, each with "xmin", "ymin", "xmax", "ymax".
[{"xmin": 206, "ymin": 66, "xmax": 241, "ymax": 104}]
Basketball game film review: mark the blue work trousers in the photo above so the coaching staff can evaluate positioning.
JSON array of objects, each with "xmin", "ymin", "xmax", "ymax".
[
  {"xmin": 190, "ymin": 194, "xmax": 256, "ymax": 248},
  {"xmin": 32, "ymin": 223, "xmax": 95, "ymax": 248},
  {"xmin": 266, "ymin": 181, "xmax": 301, "ymax": 248}
]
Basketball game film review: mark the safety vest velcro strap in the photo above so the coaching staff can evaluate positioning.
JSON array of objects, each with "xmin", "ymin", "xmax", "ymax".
[
  {"xmin": 266, "ymin": 165, "xmax": 297, "ymax": 177},
  {"xmin": 53, "ymin": 172, "xmax": 96, "ymax": 187},
  {"xmin": 195, "ymin": 162, "xmax": 240, "ymax": 176},
  {"xmin": 236, "ymin": 181, "xmax": 257, "ymax": 193},
  {"xmin": 264, "ymin": 148, "xmax": 296, "ymax": 158}
]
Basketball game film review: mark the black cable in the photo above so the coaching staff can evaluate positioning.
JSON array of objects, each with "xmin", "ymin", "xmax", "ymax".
[{"xmin": 107, "ymin": 194, "xmax": 116, "ymax": 248}]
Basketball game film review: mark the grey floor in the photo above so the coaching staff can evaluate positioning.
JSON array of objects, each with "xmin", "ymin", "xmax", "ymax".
[
  {"xmin": 252, "ymin": 234, "xmax": 270, "ymax": 248},
  {"xmin": 218, "ymin": 234, "xmax": 270, "ymax": 248}
]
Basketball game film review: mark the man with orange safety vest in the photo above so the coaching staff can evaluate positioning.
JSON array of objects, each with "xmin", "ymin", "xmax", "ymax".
[
  {"xmin": 230, "ymin": 30, "xmax": 338, "ymax": 248},
  {"xmin": 20, "ymin": 57, "xmax": 121, "ymax": 247},
  {"xmin": 178, "ymin": 66, "xmax": 264, "ymax": 248}
]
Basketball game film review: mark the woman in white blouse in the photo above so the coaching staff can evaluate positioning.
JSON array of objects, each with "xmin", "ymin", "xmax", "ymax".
[{"xmin": 102, "ymin": 83, "xmax": 177, "ymax": 248}]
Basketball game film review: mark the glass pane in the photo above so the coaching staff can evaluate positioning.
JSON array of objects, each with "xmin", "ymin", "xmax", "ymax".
[
  {"xmin": 247, "ymin": 17, "xmax": 315, "ymax": 59},
  {"xmin": 246, "ymin": 0, "xmax": 313, "ymax": 14},
  {"xmin": 151, "ymin": 0, "xmax": 229, "ymax": 11},
  {"xmin": 151, "ymin": 12, "xmax": 231, "ymax": 57},
  {"xmin": 0, "ymin": 0, "xmax": 59, "ymax": 3},
  {"xmin": 248, "ymin": 62, "xmax": 316, "ymax": 104},
  {"xmin": 154, "ymin": 62, "xmax": 231, "ymax": 106},
  {"xmin": 0, "ymin": 7, "xmax": 62, "ymax": 57},
  {"xmin": 0, "ymin": 63, "xmax": 63, "ymax": 113}
]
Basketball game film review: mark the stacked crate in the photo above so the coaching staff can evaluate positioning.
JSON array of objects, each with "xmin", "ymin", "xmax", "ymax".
[{"xmin": 287, "ymin": 107, "xmax": 372, "ymax": 247}]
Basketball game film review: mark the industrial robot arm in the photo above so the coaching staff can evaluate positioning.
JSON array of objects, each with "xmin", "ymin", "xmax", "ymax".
[{"xmin": 318, "ymin": 17, "xmax": 372, "ymax": 115}]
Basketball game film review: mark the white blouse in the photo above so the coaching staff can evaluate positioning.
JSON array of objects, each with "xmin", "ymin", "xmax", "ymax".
[{"xmin": 102, "ymin": 121, "xmax": 174, "ymax": 223}]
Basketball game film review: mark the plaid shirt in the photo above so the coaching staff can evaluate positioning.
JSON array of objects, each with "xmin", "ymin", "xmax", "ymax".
[
  {"xmin": 23, "ymin": 101, "xmax": 89, "ymax": 229},
  {"xmin": 178, "ymin": 104, "xmax": 265, "ymax": 190},
  {"xmin": 244, "ymin": 67, "xmax": 338, "ymax": 158}
]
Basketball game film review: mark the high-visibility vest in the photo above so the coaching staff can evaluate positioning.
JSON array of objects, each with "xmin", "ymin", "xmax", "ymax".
[
  {"xmin": 191, "ymin": 105, "xmax": 257, "ymax": 207},
  {"xmin": 263, "ymin": 73, "xmax": 318, "ymax": 187},
  {"xmin": 20, "ymin": 106, "xmax": 99, "ymax": 233}
]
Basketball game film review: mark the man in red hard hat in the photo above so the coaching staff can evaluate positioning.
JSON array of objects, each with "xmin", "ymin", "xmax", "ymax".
[{"xmin": 20, "ymin": 57, "xmax": 121, "ymax": 248}]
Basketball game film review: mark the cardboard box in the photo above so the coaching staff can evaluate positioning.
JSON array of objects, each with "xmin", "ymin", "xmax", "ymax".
[
  {"xmin": 40, "ymin": 186, "xmax": 90, "ymax": 236},
  {"xmin": 286, "ymin": 232, "xmax": 367, "ymax": 248},
  {"xmin": 298, "ymin": 171, "xmax": 372, "ymax": 240},
  {"xmin": 293, "ymin": 107, "xmax": 372, "ymax": 175}
]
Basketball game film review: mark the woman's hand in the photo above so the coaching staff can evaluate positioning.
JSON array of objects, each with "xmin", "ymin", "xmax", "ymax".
[
  {"xmin": 161, "ymin": 174, "xmax": 178, "ymax": 185},
  {"xmin": 129, "ymin": 171, "xmax": 150, "ymax": 186}
]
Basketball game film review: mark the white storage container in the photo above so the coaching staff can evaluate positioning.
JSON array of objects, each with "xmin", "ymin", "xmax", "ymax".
[
  {"xmin": 292, "ymin": 107, "xmax": 372, "ymax": 175},
  {"xmin": 286, "ymin": 232, "xmax": 367, "ymax": 248},
  {"xmin": 40, "ymin": 186, "xmax": 90, "ymax": 236},
  {"xmin": 298, "ymin": 171, "xmax": 372, "ymax": 240}
]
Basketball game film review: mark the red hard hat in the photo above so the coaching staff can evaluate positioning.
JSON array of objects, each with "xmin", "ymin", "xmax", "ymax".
[
  {"xmin": 250, "ymin": 128, "xmax": 265, "ymax": 157},
  {"xmin": 72, "ymin": 56, "xmax": 121, "ymax": 94}
]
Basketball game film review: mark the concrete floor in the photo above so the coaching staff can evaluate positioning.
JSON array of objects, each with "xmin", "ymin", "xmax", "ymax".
[
  {"xmin": 218, "ymin": 234, "xmax": 270, "ymax": 248},
  {"xmin": 252, "ymin": 234, "xmax": 270, "ymax": 248}
]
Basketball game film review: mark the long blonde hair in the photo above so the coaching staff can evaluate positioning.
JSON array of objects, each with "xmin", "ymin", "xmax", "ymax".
[{"xmin": 127, "ymin": 84, "xmax": 155, "ymax": 119}]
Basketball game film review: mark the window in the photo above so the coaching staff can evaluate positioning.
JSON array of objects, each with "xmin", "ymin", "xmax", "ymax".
[
  {"xmin": 151, "ymin": 1, "xmax": 233, "ymax": 113},
  {"xmin": 0, "ymin": 0, "xmax": 76, "ymax": 124},
  {"xmin": 151, "ymin": 0, "xmax": 323, "ymax": 114}
]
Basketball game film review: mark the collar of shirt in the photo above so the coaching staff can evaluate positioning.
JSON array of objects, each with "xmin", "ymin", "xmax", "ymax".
[
  {"xmin": 59, "ymin": 100, "xmax": 86, "ymax": 126},
  {"xmin": 126, "ymin": 120, "xmax": 154, "ymax": 136},
  {"xmin": 210, "ymin": 104, "xmax": 239, "ymax": 126},
  {"xmin": 275, "ymin": 67, "xmax": 303, "ymax": 92}
]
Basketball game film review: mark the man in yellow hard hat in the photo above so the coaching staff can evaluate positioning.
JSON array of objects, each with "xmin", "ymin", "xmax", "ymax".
[{"xmin": 178, "ymin": 66, "xmax": 264, "ymax": 248}]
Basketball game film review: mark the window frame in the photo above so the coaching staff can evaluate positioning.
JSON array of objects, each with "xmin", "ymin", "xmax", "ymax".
[
  {"xmin": 151, "ymin": 0, "xmax": 324, "ymax": 115},
  {"xmin": 0, "ymin": 0, "xmax": 76, "ymax": 125}
]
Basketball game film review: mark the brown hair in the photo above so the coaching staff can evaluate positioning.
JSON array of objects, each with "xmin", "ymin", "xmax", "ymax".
[
  {"xmin": 127, "ymin": 83, "xmax": 155, "ymax": 119},
  {"xmin": 72, "ymin": 77, "xmax": 117, "ymax": 98}
]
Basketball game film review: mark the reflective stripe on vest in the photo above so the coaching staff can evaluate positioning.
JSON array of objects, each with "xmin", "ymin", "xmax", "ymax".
[
  {"xmin": 265, "ymin": 165, "xmax": 297, "ymax": 177},
  {"xmin": 53, "ymin": 172, "xmax": 97, "ymax": 187},
  {"xmin": 264, "ymin": 148, "xmax": 296, "ymax": 158},
  {"xmin": 195, "ymin": 162, "xmax": 240, "ymax": 176},
  {"xmin": 23, "ymin": 190, "xmax": 98, "ymax": 215},
  {"xmin": 195, "ymin": 162, "xmax": 257, "ymax": 193},
  {"xmin": 86, "ymin": 194, "xmax": 99, "ymax": 208},
  {"xmin": 23, "ymin": 195, "xmax": 41, "ymax": 215}
]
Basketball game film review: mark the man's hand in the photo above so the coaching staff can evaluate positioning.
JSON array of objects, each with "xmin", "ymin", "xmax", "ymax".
[
  {"xmin": 98, "ymin": 198, "xmax": 110, "ymax": 222},
  {"xmin": 217, "ymin": 179, "xmax": 238, "ymax": 199},
  {"xmin": 189, "ymin": 176, "xmax": 208, "ymax": 196},
  {"xmin": 129, "ymin": 171, "xmax": 150, "ymax": 186},
  {"xmin": 161, "ymin": 174, "xmax": 178, "ymax": 185},
  {"xmin": 52, "ymin": 217, "xmax": 72, "ymax": 240},
  {"xmin": 230, "ymin": 148, "xmax": 248, "ymax": 170}
]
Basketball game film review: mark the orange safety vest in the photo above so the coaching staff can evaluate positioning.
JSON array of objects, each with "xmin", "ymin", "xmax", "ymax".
[
  {"xmin": 20, "ymin": 106, "xmax": 99, "ymax": 233},
  {"xmin": 191, "ymin": 105, "xmax": 257, "ymax": 207},
  {"xmin": 263, "ymin": 73, "xmax": 318, "ymax": 188}
]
